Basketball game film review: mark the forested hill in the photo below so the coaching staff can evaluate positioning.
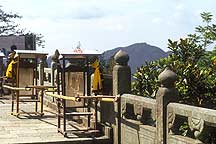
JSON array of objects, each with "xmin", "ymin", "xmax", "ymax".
[{"xmin": 102, "ymin": 43, "xmax": 168, "ymax": 74}]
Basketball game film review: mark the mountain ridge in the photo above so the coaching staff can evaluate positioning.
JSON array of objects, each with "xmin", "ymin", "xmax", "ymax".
[
  {"xmin": 102, "ymin": 42, "xmax": 168, "ymax": 74},
  {"xmin": 46, "ymin": 42, "xmax": 168, "ymax": 75}
]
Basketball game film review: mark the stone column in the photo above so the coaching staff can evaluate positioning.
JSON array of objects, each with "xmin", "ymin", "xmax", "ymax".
[
  {"xmin": 156, "ymin": 67, "xmax": 178, "ymax": 144},
  {"xmin": 113, "ymin": 50, "xmax": 131, "ymax": 144}
]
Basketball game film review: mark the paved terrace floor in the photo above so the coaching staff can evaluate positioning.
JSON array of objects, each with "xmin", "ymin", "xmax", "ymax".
[{"xmin": 0, "ymin": 95, "xmax": 110, "ymax": 144}]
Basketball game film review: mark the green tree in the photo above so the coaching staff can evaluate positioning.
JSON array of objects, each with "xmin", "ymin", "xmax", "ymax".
[
  {"xmin": 25, "ymin": 32, "xmax": 45, "ymax": 48},
  {"xmin": 132, "ymin": 12, "xmax": 216, "ymax": 109},
  {"xmin": 0, "ymin": 6, "xmax": 45, "ymax": 48},
  {"xmin": 0, "ymin": 6, "xmax": 22, "ymax": 35}
]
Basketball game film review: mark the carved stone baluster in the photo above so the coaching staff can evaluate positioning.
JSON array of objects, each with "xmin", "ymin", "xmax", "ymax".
[
  {"xmin": 134, "ymin": 104, "xmax": 142, "ymax": 121},
  {"xmin": 188, "ymin": 117, "xmax": 204, "ymax": 140},
  {"xmin": 121, "ymin": 100, "xmax": 126, "ymax": 118},
  {"xmin": 167, "ymin": 111, "xmax": 175, "ymax": 135}
]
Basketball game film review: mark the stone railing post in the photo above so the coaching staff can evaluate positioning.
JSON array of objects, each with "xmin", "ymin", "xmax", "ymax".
[
  {"xmin": 51, "ymin": 50, "xmax": 60, "ymax": 87},
  {"xmin": 0, "ymin": 56, "xmax": 3, "ymax": 77},
  {"xmin": 51, "ymin": 61, "xmax": 56, "ymax": 87},
  {"xmin": 0, "ymin": 56, "xmax": 3, "ymax": 96},
  {"xmin": 113, "ymin": 50, "xmax": 131, "ymax": 144},
  {"xmin": 38, "ymin": 58, "xmax": 44, "ymax": 85},
  {"xmin": 156, "ymin": 67, "xmax": 178, "ymax": 144}
]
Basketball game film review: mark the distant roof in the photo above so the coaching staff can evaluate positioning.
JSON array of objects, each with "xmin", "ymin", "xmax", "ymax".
[
  {"xmin": 15, "ymin": 50, "xmax": 48, "ymax": 58},
  {"xmin": 59, "ymin": 49, "xmax": 102, "ymax": 59}
]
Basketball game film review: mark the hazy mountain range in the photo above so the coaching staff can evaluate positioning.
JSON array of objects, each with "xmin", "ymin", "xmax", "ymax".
[{"xmin": 102, "ymin": 42, "xmax": 168, "ymax": 74}]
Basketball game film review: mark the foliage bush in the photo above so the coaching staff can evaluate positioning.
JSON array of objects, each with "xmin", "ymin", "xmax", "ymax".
[{"xmin": 132, "ymin": 12, "xmax": 216, "ymax": 109}]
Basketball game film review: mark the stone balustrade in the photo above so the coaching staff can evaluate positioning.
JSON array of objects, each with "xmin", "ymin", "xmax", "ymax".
[
  {"xmin": 121, "ymin": 94, "xmax": 156, "ymax": 125},
  {"xmin": 121, "ymin": 94, "xmax": 156, "ymax": 144},
  {"xmin": 38, "ymin": 49, "xmax": 216, "ymax": 144},
  {"xmin": 167, "ymin": 102, "xmax": 216, "ymax": 144}
]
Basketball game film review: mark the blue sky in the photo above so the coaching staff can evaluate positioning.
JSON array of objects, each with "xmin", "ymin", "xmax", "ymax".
[{"xmin": 1, "ymin": 0, "xmax": 216, "ymax": 54}]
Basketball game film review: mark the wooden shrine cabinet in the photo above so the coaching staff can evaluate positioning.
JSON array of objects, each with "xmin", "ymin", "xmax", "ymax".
[
  {"xmin": 11, "ymin": 50, "xmax": 48, "ymax": 116},
  {"xmin": 56, "ymin": 51, "xmax": 101, "ymax": 136}
]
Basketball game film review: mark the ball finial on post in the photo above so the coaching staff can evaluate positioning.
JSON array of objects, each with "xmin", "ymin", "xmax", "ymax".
[
  {"xmin": 158, "ymin": 67, "xmax": 177, "ymax": 88},
  {"xmin": 114, "ymin": 50, "xmax": 129, "ymax": 66}
]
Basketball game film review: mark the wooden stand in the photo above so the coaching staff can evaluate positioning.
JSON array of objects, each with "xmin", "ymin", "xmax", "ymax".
[
  {"xmin": 56, "ymin": 52, "xmax": 101, "ymax": 137},
  {"xmin": 45, "ymin": 91, "xmax": 119, "ymax": 137},
  {"xmin": 9, "ymin": 50, "xmax": 48, "ymax": 116}
]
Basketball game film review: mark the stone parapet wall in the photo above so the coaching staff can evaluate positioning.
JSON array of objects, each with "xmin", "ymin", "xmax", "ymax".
[
  {"xmin": 121, "ymin": 94, "xmax": 156, "ymax": 144},
  {"xmin": 167, "ymin": 103, "xmax": 216, "ymax": 144},
  {"xmin": 120, "ymin": 94, "xmax": 216, "ymax": 144},
  {"xmin": 40, "ymin": 50, "xmax": 216, "ymax": 144}
]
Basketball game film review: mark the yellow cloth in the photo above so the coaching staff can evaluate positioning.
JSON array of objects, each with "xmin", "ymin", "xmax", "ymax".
[
  {"xmin": 91, "ymin": 59, "xmax": 102, "ymax": 91},
  {"xmin": 6, "ymin": 60, "xmax": 17, "ymax": 78}
]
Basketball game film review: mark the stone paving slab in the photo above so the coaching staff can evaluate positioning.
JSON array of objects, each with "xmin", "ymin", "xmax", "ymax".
[{"xmin": 0, "ymin": 95, "xmax": 110, "ymax": 144}]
